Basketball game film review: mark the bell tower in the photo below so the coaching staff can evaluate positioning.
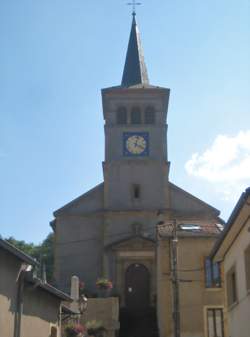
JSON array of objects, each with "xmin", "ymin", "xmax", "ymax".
[{"xmin": 102, "ymin": 14, "xmax": 170, "ymax": 210}]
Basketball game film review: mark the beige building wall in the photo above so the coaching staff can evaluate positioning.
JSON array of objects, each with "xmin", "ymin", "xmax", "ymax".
[
  {"xmin": 223, "ymin": 216, "xmax": 250, "ymax": 337},
  {"xmin": 157, "ymin": 236, "xmax": 224, "ymax": 337},
  {"xmin": 0, "ymin": 249, "xmax": 19, "ymax": 337},
  {"xmin": 0, "ymin": 244, "xmax": 67, "ymax": 337},
  {"xmin": 21, "ymin": 286, "xmax": 60, "ymax": 337}
]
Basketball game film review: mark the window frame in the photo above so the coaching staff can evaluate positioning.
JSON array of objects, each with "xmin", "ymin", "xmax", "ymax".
[
  {"xmin": 205, "ymin": 307, "xmax": 225, "ymax": 337},
  {"xmin": 226, "ymin": 264, "xmax": 238, "ymax": 308},
  {"xmin": 132, "ymin": 184, "xmax": 141, "ymax": 200},
  {"xmin": 205, "ymin": 257, "xmax": 222, "ymax": 288},
  {"xmin": 244, "ymin": 243, "xmax": 250, "ymax": 292}
]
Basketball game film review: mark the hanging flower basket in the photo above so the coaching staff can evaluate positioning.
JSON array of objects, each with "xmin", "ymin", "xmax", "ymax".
[{"xmin": 96, "ymin": 278, "xmax": 112, "ymax": 297}]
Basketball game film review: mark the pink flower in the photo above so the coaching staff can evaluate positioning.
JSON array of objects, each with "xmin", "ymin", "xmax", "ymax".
[{"xmin": 74, "ymin": 324, "xmax": 85, "ymax": 334}]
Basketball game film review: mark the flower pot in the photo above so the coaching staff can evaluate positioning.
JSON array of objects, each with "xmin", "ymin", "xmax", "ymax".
[{"xmin": 97, "ymin": 288, "xmax": 111, "ymax": 298}]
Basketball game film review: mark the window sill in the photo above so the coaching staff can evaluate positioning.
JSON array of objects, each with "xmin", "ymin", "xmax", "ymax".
[{"xmin": 205, "ymin": 287, "xmax": 222, "ymax": 291}]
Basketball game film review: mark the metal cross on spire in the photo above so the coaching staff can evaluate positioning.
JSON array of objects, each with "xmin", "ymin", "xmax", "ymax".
[{"xmin": 127, "ymin": 0, "xmax": 142, "ymax": 16}]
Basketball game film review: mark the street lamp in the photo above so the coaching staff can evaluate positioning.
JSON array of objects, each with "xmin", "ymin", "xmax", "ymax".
[{"xmin": 79, "ymin": 294, "xmax": 88, "ymax": 314}]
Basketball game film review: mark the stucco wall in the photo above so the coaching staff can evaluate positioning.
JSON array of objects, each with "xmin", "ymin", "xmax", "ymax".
[
  {"xmin": 54, "ymin": 214, "xmax": 104, "ymax": 293},
  {"xmin": 157, "ymin": 236, "xmax": 224, "ymax": 337},
  {"xmin": 224, "ymin": 216, "xmax": 250, "ymax": 337},
  {"xmin": 0, "ymin": 248, "xmax": 20, "ymax": 337},
  {"xmin": 0, "ymin": 248, "xmax": 61, "ymax": 337},
  {"xmin": 21, "ymin": 285, "xmax": 60, "ymax": 337}
]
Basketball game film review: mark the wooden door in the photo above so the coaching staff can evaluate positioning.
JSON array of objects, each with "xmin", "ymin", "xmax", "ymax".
[{"xmin": 125, "ymin": 263, "xmax": 150, "ymax": 312}]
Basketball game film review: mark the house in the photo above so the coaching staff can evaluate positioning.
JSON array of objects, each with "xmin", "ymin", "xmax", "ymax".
[
  {"xmin": 158, "ymin": 218, "xmax": 225, "ymax": 337},
  {"xmin": 0, "ymin": 238, "xmax": 72, "ymax": 337},
  {"xmin": 210, "ymin": 187, "xmax": 250, "ymax": 337}
]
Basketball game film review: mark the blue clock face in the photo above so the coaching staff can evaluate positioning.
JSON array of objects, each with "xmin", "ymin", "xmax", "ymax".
[{"xmin": 123, "ymin": 132, "xmax": 149, "ymax": 157}]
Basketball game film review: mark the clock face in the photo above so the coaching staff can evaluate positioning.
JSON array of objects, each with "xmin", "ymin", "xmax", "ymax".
[{"xmin": 123, "ymin": 132, "xmax": 149, "ymax": 156}]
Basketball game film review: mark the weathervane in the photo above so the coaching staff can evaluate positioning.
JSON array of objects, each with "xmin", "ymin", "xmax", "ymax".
[{"xmin": 127, "ymin": 0, "xmax": 142, "ymax": 16}]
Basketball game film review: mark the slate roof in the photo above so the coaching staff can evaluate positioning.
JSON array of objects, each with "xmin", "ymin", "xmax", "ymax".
[{"xmin": 121, "ymin": 14, "xmax": 149, "ymax": 87}]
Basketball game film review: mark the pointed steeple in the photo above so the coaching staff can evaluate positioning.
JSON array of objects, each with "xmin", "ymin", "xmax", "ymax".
[{"xmin": 121, "ymin": 13, "xmax": 149, "ymax": 87}]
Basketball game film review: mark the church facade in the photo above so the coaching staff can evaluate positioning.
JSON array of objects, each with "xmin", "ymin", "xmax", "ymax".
[{"xmin": 51, "ymin": 14, "xmax": 225, "ymax": 337}]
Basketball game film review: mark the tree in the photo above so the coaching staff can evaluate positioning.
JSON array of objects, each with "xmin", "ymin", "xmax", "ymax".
[{"xmin": 6, "ymin": 233, "xmax": 54, "ymax": 283}]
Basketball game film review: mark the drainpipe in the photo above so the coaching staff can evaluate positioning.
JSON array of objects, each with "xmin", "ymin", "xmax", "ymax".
[{"xmin": 15, "ymin": 270, "xmax": 25, "ymax": 337}]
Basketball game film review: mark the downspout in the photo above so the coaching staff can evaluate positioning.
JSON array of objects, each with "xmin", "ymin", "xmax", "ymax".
[{"xmin": 15, "ymin": 270, "xmax": 25, "ymax": 337}]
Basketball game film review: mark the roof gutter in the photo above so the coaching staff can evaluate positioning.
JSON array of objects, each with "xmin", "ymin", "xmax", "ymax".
[{"xmin": 210, "ymin": 187, "xmax": 250, "ymax": 260}]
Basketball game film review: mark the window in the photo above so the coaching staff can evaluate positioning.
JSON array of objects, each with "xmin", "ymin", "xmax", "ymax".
[
  {"xmin": 145, "ymin": 106, "xmax": 155, "ymax": 124},
  {"xmin": 117, "ymin": 107, "xmax": 127, "ymax": 124},
  {"xmin": 206, "ymin": 308, "xmax": 224, "ymax": 337},
  {"xmin": 131, "ymin": 107, "xmax": 141, "ymax": 124},
  {"xmin": 180, "ymin": 224, "xmax": 201, "ymax": 231},
  {"xmin": 244, "ymin": 244, "xmax": 250, "ymax": 291},
  {"xmin": 133, "ymin": 184, "xmax": 141, "ymax": 199},
  {"xmin": 216, "ymin": 223, "xmax": 224, "ymax": 232},
  {"xmin": 226, "ymin": 266, "xmax": 238, "ymax": 307},
  {"xmin": 205, "ymin": 258, "xmax": 221, "ymax": 288},
  {"xmin": 132, "ymin": 223, "xmax": 142, "ymax": 235}
]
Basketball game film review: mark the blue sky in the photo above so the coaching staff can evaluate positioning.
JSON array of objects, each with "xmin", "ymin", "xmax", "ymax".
[{"xmin": 0, "ymin": 0, "xmax": 249, "ymax": 243}]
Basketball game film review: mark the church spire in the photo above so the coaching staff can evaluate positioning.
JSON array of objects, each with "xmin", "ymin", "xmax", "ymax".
[{"xmin": 121, "ymin": 13, "xmax": 149, "ymax": 87}]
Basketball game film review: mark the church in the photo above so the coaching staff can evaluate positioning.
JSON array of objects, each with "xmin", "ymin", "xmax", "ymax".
[{"xmin": 51, "ymin": 12, "xmax": 225, "ymax": 337}]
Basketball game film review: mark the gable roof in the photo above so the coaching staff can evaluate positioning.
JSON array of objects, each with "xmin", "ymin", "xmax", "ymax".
[
  {"xmin": 0, "ymin": 238, "xmax": 39, "ymax": 266},
  {"xmin": 53, "ymin": 182, "xmax": 104, "ymax": 217},
  {"xmin": 105, "ymin": 235, "xmax": 155, "ymax": 250},
  {"xmin": 169, "ymin": 182, "xmax": 220, "ymax": 216},
  {"xmin": 0, "ymin": 238, "xmax": 71, "ymax": 302},
  {"xmin": 210, "ymin": 187, "xmax": 250, "ymax": 260}
]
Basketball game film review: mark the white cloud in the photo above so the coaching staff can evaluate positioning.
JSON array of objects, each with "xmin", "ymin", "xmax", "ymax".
[{"xmin": 185, "ymin": 130, "xmax": 250, "ymax": 200}]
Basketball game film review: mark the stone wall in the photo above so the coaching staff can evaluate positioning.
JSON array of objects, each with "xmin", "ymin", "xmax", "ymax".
[{"xmin": 81, "ymin": 297, "xmax": 119, "ymax": 337}]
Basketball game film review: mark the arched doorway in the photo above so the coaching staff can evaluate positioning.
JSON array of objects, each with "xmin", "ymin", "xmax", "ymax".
[{"xmin": 125, "ymin": 263, "xmax": 150, "ymax": 312}]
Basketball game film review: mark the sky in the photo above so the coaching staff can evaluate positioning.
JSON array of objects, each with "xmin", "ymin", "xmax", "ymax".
[{"xmin": 0, "ymin": 0, "xmax": 249, "ymax": 244}]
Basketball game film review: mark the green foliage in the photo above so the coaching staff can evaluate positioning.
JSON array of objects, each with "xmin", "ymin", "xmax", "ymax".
[
  {"xmin": 6, "ymin": 233, "xmax": 54, "ymax": 283},
  {"xmin": 86, "ymin": 320, "xmax": 103, "ymax": 330},
  {"xmin": 86, "ymin": 321, "xmax": 106, "ymax": 337}
]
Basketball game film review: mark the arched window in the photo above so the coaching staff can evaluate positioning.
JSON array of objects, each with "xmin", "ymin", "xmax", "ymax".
[
  {"xmin": 117, "ymin": 107, "xmax": 127, "ymax": 124},
  {"xmin": 131, "ymin": 107, "xmax": 141, "ymax": 124},
  {"xmin": 145, "ymin": 106, "xmax": 155, "ymax": 124}
]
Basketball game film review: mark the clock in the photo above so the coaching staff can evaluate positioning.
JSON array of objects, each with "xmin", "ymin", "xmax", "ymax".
[{"xmin": 123, "ymin": 132, "xmax": 149, "ymax": 156}]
